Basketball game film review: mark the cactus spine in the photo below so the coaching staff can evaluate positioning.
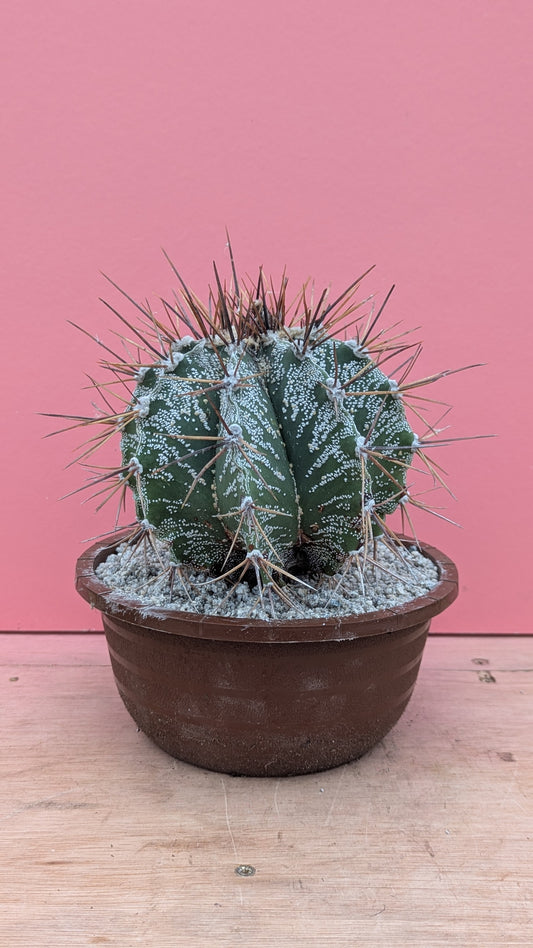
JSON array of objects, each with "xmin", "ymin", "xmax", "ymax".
[{"xmin": 48, "ymin": 249, "xmax": 468, "ymax": 596}]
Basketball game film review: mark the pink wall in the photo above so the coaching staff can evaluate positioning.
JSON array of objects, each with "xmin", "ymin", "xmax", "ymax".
[{"xmin": 2, "ymin": 1, "xmax": 531, "ymax": 632}]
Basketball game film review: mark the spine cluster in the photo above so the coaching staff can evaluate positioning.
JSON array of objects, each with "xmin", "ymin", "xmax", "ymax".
[{"xmin": 46, "ymin": 250, "xmax": 471, "ymax": 594}]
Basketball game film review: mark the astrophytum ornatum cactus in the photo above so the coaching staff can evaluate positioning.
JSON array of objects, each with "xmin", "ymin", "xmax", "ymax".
[{"xmin": 48, "ymin": 249, "xmax": 470, "ymax": 593}]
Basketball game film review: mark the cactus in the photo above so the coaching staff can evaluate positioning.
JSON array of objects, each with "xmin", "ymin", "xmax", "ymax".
[{"xmin": 46, "ymin": 246, "xmax": 475, "ymax": 598}]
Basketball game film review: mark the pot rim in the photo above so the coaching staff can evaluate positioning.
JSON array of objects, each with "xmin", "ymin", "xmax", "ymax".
[{"xmin": 75, "ymin": 534, "xmax": 458, "ymax": 643}]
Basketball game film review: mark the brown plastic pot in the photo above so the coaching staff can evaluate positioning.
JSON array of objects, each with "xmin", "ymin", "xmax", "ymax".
[{"xmin": 76, "ymin": 538, "xmax": 458, "ymax": 777}]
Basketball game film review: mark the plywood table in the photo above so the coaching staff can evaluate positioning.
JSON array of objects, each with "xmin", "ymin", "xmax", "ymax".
[{"xmin": 1, "ymin": 633, "xmax": 531, "ymax": 947}]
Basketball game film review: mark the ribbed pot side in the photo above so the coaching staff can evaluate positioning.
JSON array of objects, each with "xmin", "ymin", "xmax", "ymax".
[{"xmin": 76, "ymin": 540, "xmax": 458, "ymax": 777}]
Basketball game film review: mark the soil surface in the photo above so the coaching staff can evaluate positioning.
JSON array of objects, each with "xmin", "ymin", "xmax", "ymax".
[{"xmin": 96, "ymin": 537, "xmax": 439, "ymax": 621}]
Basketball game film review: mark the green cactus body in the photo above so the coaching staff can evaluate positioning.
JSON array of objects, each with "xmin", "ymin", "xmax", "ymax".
[
  {"xmin": 312, "ymin": 339, "xmax": 416, "ymax": 515},
  {"xmin": 261, "ymin": 336, "xmax": 366, "ymax": 572},
  {"xmin": 120, "ymin": 318, "xmax": 415, "ymax": 579},
  {"xmin": 120, "ymin": 339, "xmax": 230, "ymax": 570},
  {"xmin": 214, "ymin": 344, "xmax": 299, "ymax": 574}
]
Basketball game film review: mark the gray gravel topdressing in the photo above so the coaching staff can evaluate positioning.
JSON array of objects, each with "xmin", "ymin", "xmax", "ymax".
[{"xmin": 96, "ymin": 537, "xmax": 439, "ymax": 621}]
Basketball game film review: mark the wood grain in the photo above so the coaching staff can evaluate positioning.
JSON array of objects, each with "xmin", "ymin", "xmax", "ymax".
[{"xmin": 1, "ymin": 634, "xmax": 531, "ymax": 947}]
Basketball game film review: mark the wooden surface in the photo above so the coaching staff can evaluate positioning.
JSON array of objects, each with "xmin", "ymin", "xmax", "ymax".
[{"xmin": 1, "ymin": 634, "xmax": 531, "ymax": 947}]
